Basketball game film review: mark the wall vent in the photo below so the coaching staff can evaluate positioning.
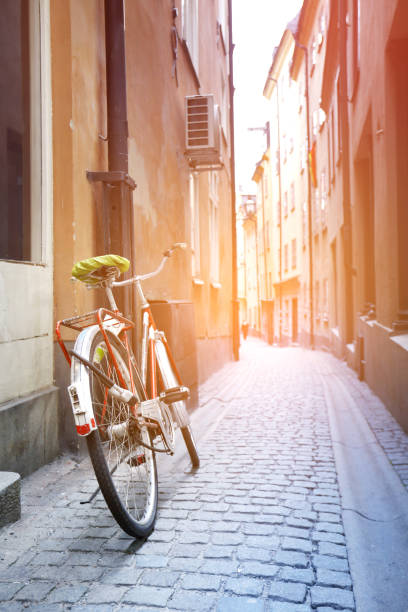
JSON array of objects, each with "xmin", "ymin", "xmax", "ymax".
[{"xmin": 185, "ymin": 95, "xmax": 222, "ymax": 169}]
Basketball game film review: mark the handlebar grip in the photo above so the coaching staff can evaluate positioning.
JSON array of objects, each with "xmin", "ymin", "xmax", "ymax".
[{"xmin": 163, "ymin": 242, "xmax": 187, "ymax": 258}]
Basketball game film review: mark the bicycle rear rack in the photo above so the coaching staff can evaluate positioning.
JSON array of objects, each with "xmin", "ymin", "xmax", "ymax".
[{"xmin": 56, "ymin": 308, "xmax": 134, "ymax": 366}]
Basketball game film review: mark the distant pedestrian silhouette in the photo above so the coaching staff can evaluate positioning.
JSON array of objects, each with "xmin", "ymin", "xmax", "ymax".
[{"xmin": 241, "ymin": 320, "xmax": 249, "ymax": 340}]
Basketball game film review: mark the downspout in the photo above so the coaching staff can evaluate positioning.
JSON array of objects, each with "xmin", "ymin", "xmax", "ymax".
[
  {"xmin": 228, "ymin": 0, "xmax": 239, "ymax": 360},
  {"xmin": 105, "ymin": 0, "xmax": 128, "ymax": 177},
  {"xmin": 338, "ymin": 0, "xmax": 353, "ymax": 345},
  {"xmin": 105, "ymin": 0, "xmax": 133, "ymax": 318},
  {"xmin": 260, "ymin": 165, "xmax": 269, "ymax": 328},
  {"xmin": 87, "ymin": 0, "xmax": 136, "ymax": 321},
  {"xmin": 276, "ymin": 85, "xmax": 283, "ymax": 346},
  {"xmin": 254, "ymin": 216, "xmax": 261, "ymax": 332},
  {"xmin": 293, "ymin": 38, "xmax": 314, "ymax": 349},
  {"xmin": 269, "ymin": 78, "xmax": 283, "ymax": 345}
]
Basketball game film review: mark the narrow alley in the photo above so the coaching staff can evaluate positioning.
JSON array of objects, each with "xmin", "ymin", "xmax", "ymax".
[{"xmin": 1, "ymin": 339, "xmax": 408, "ymax": 612}]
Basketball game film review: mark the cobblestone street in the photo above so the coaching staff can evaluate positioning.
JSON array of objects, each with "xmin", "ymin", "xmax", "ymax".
[{"xmin": 1, "ymin": 339, "xmax": 408, "ymax": 611}]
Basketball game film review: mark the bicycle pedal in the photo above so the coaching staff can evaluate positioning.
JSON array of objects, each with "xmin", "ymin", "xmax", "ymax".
[
  {"xmin": 127, "ymin": 454, "xmax": 146, "ymax": 467},
  {"xmin": 159, "ymin": 386, "xmax": 190, "ymax": 405}
]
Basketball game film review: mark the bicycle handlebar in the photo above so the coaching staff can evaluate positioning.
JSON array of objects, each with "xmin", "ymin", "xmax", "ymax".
[{"xmin": 112, "ymin": 242, "xmax": 186, "ymax": 287}]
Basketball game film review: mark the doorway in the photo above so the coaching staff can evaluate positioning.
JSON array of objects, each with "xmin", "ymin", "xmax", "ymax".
[{"xmin": 292, "ymin": 297, "xmax": 298, "ymax": 343}]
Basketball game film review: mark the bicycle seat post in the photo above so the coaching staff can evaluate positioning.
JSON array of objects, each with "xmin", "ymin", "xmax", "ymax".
[{"xmin": 105, "ymin": 286, "xmax": 119, "ymax": 312}]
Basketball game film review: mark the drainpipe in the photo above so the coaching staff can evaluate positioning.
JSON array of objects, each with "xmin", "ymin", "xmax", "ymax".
[
  {"xmin": 87, "ymin": 1, "xmax": 136, "ymax": 329},
  {"xmin": 268, "ymin": 77, "xmax": 283, "ymax": 345},
  {"xmin": 104, "ymin": 0, "xmax": 133, "ymax": 319},
  {"xmin": 105, "ymin": 0, "xmax": 131, "ymax": 258},
  {"xmin": 339, "ymin": 0, "xmax": 353, "ymax": 345},
  {"xmin": 293, "ymin": 38, "xmax": 314, "ymax": 349},
  {"xmin": 105, "ymin": 0, "xmax": 128, "ymax": 177},
  {"xmin": 228, "ymin": 0, "xmax": 240, "ymax": 360}
]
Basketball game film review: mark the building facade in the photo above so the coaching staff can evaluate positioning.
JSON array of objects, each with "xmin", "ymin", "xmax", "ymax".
[
  {"xmin": 1, "ymin": 0, "xmax": 236, "ymax": 474},
  {"xmin": 240, "ymin": 0, "xmax": 408, "ymax": 431},
  {"xmin": 294, "ymin": 0, "xmax": 408, "ymax": 431},
  {"xmin": 237, "ymin": 194, "xmax": 259, "ymax": 335},
  {"xmin": 289, "ymin": 0, "xmax": 408, "ymax": 431}
]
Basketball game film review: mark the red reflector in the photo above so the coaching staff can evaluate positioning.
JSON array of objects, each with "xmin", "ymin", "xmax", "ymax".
[
  {"xmin": 91, "ymin": 418, "xmax": 96, "ymax": 428},
  {"xmin": 76, "ymin": 424, "xmax": 91, "ymax": 435}
]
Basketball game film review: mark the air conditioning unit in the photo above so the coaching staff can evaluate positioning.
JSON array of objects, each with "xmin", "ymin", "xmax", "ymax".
[{"xmin": 185, "ymin": 94, "xmax": 222, "ymax": 169}]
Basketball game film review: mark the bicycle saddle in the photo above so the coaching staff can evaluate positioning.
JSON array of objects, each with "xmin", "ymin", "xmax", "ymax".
[{"xmin": 72, "ymin": 254, "xmax": 130, "ymax": 284}]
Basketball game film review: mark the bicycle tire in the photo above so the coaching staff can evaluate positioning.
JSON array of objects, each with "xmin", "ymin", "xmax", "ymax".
[
  {"xmin": 155, "ymin": 340, "xmax": 200, "ymax": 468},
  {"xmin": 180, "ymin": 424, "xmax": 200, "ymax": 469},
  {"xmin": 78, "ymin": 330, "xmax": 158, "ymax": 538}
]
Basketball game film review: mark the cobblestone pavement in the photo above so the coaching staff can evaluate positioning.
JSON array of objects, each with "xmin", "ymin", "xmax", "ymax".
[{"xmin": 1, "ymin": 339, "xmax": 407, "ymax": 611}]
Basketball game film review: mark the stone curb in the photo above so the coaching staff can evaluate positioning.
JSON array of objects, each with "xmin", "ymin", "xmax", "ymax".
[
  {"xmin": 0, "ymin": 472, "xmax": 21, "ymax": 528},
  {"xmin": 321, "ymin": 371, "xmax": 408, "ymax": 612}
]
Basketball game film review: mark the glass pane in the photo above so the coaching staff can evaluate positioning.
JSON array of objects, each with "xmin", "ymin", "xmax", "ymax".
[{"xmin": 0, "ymin": 0, "xmax": 39, "ymax": 262}]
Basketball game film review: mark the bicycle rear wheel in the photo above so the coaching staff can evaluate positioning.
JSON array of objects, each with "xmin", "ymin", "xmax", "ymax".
[{"xmin": 77, "ymin": 330, "xmax": 158, "ymax": 538}]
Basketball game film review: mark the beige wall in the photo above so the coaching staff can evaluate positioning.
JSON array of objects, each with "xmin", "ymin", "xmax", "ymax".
[
  {"xmin": 0, "ymin": 0, "xmax": 53, "ymax": 404},
  {"xmin": 52, "ymin": 1, "xmax": 234, "ymax": 390}
]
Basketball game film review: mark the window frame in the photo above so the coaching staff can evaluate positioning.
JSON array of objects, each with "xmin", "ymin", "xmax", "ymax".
[
  {"xmin": 209, "ymin": 171, "xmax": 220, "ymax": 286},
  {"xmin": 0, "ymin": 0, "xmax": 47, "ymax": 265},
  {"xmin": 189, "ymin": 172, "xmax": 201, "ymax": 280},
  {"xmin": 181, "ymin": 0, "xmax": 199, "ymax": 74}
]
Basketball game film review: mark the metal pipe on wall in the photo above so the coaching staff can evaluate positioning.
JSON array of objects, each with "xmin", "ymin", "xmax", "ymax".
[
  {"xmin": 228, "ymin": 0, "xmax": 240, "ymax": 361},
  {"xmin": 104, "ymin": 0, "xmax": 133, "ymax": 319},
  {"xmin": 293, "ymin": 38, "xmax": 314, "ymax": 350}
]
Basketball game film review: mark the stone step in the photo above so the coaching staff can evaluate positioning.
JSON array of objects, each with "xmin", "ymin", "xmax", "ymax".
[{"xmin": 0, "ymin": 472, "xmax": 21, "ymax": 528}]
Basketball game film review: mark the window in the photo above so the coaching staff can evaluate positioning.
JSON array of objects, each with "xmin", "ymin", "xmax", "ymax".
[
  {"xmin": 284, "ymin": 244, "xmax": 288, "ymax": 272},
  {"xmin": 220, "ymin": 72, "xmax": 228, "ymax": 138},
  {"xmin": 217, "ymin": 0, "xmax": 227, "ymax": 47},
  {"xmin": 320, "ymin": 171, "xmax": 327, "ymax": 226},
  {"xmin": 352, "ymin": 0, "xmax": 360, "ymax": 97},
  {"xmin": 315, "ymin": 280, "xmax": 320, "ymax": 320},
  {"xmin": 291, "ymin": 239, "xmax": 297, "ymax": 269},
  {"xmin": 283, "ymin": 192, "xmax": 288, "ymax": 217},
  {"xmin": 314, "ymin": 188, "xmax": 320, "ymax": 231},
  {"xmin": 263, "ymin": 171, "xmax": 268, "ymax": 199},
  {"xmin": 282, "ymin": 133, "xmax": 287, "ymax": 163},
  {"xmin": 327, "ymin": 119, "xmax": 332, "ymax": 185},
  {"xmin": 318, "ymin": 11, "xmax": 326, "ymax": 50},
  {"xmin": 298, "ymin": 80, "xmax": 304, "ymax": 113},
  {"xmin": 323, "ymin": 278, "xmax": 329, "ymax": 321},
  {"xmin": 189, "ymin": 173, "xmax": 200, "ymax": 278},
  {"xmin": 0, "ymin": 0, "xmax": 42, "ymax": 262},
  {"xmin": 335, "ymin": 74, "xmax": 342, "ymax": 163},
  {"xmin": 312, "ymin": 109, "xmax": 319, "ymax": 137},
  {"xmin": 182, "ymin": 0, "xmax": 199, "ymax": 72},
  {"xmin": 290, "ymin": 183, "xmax": 295, "ymax": 211},
  {"xmin": 209, "ymin": 171, "xmax": 220, "ymax": 285},
  {"xmin": 276, "ymin": 201, "xmax": 281, "ymax": 226},
  {"xmin": 300, "ymin": 142, "xmax": 307, "ymax": 173},
  {"xmin": 311, "ymin": 37, "xmax": 317, "ymax": 71},
  {"xmin": 330, "ymin": 107, "xmax": 336, "ymax": 178},
  {"xmin": 302, "ymin": 202, "xmax": 307, "ymax": 246}
]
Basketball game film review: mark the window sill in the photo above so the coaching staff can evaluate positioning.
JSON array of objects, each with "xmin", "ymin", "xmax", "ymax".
[
  {"xmin": 210, "ymin": 281, "xmax": 222, "ymax": 289},
  {"xmin": 390, "ymin": 333, "xmax": 408, "ymax": 352},
  {"xmin": 192, "ymin": 277, "xmax": 204, "ymax": 286}
]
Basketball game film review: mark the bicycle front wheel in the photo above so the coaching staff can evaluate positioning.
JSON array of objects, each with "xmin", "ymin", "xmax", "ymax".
[
  {"xmin": 76, "ymin": 330, "xmax": 158, "ymax": 538},
  {"xmin": 155, "ymin": 340, "xmax": 200, "ymax": 468}
]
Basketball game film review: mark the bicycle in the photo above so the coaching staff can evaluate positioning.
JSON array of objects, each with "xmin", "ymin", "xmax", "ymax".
[{"xmin": 56, "ymin": 243, "xmax": 199, "ymax": 538}]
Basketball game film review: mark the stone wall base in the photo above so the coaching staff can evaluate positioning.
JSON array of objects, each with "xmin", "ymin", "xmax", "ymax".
[{"xmin": 0, "ymin": 386, "xmax": 59, "ymax": 477}]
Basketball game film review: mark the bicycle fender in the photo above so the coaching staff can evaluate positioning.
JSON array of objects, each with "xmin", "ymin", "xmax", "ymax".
[
  {"xmin": 154, "ymin": 339, "xmax": 190, "ymax": 429},
  {"xmin": 69, "ymin": 325, "xmax": 102, "ymax": 436}
]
